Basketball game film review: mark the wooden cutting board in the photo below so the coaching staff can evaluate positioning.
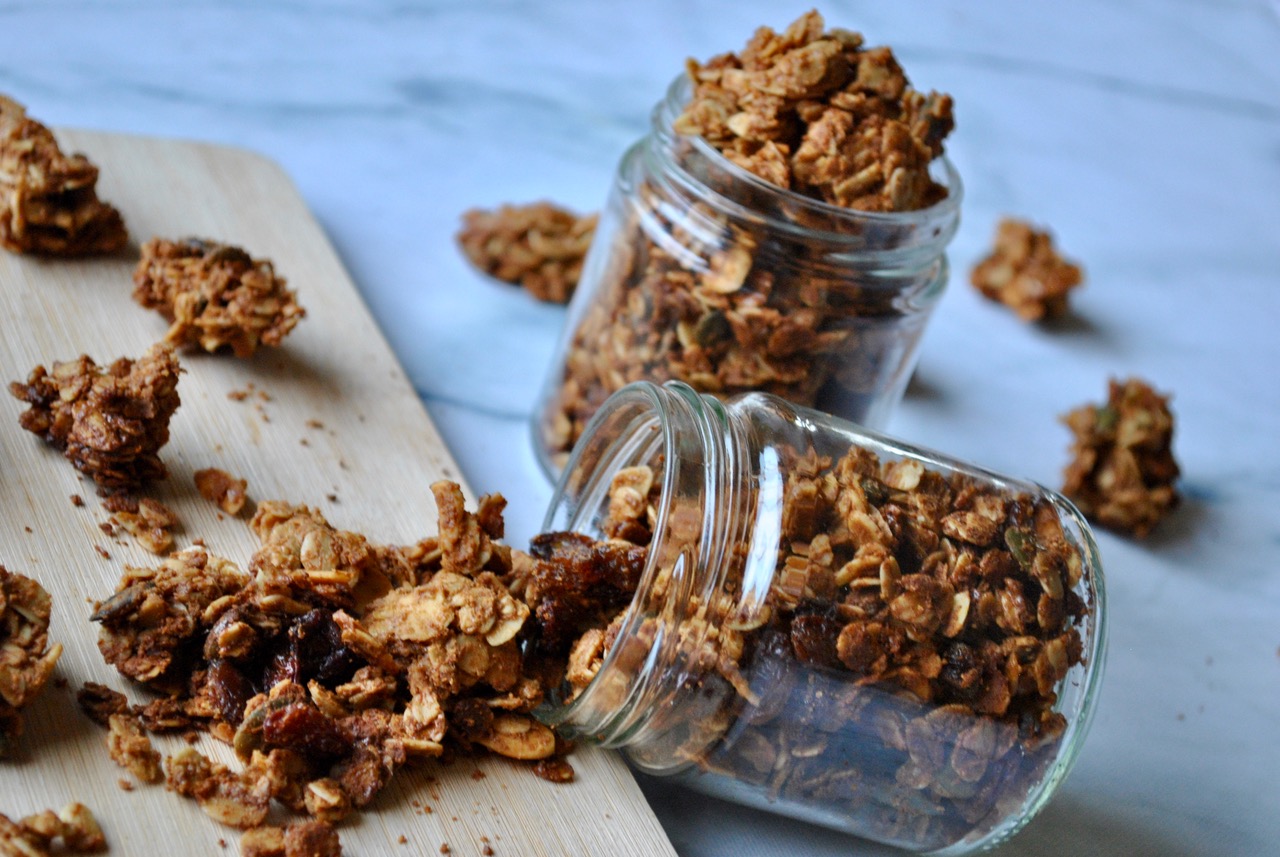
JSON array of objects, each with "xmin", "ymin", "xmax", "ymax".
[{"xmin": 0, "ymin": 130, "xmax": 675, "ymax": 856}]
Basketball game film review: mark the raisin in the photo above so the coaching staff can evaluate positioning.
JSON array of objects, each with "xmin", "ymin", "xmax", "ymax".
[{"xmin": 262, "ymin": 701, "xmax": 351, "ymax": 761}]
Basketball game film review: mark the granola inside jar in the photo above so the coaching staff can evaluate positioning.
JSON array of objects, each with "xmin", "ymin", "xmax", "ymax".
[
  {"xmin": 532, "ymin": 72, "xmax": 961, "ymax": 475},
  {"xmin": 535, "ymin": 381, "xmax": 1106, "ymax": 855}
]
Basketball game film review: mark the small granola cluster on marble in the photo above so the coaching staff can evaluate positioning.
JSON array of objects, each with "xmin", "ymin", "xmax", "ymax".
[
  {"xmin": 132, "ymin": 238, "xmax": 305, "ymax": 358},
  {"xmin": 85, "ymin": 483, "xmax": 569, "ymax": 853},
  {"xmin": 675, "ymin": 10, "xmax": 954, "ymax": 212},
  {"xmin": 1061, "ymin": 377, "xmax": 1179, "ymax": 537},
  {"xmin": 970, "ymin": 219, "xmax": 1084, "ymax": 321},
  {"xmin": 0, "ymin": 803, "xmax": 106, "ymax": 855},
  {"xmin": 0, "ymin": 94, "xmax": 127, "ymax": 256},
  {"xmin": 457, "ymin": 202, "xmax": 598, "ymax": 304},
  {"xmin": 0, "ymin": 566, "xmax": 63, "ymax": 756},
  {"xmin": 8, "ymin": 343, "xmax": 181, "ymax": 491}
]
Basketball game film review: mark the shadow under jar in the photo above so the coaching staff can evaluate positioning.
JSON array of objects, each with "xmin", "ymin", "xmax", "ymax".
[
  {"xmin": 533, "ymin": 76, "xmax": 961, "ymax": 477},
  {"xmin": 537, "ymin": 381, "xmax": 1106, "ymax": 855}
]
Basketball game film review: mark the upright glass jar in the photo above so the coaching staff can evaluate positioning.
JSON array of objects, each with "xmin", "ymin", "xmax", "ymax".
[
  {"xmin": 538, "ymin": 381, "xmax": 1106, "ymax": 855},
  {"xmin": 533, "ymin": 76, "xmax": 962, "ymax": 475}
]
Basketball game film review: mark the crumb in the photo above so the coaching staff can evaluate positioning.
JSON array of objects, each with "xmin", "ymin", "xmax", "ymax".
[
  {"xmin": 93, "ymin": 545, "xmax": 111, "ymax": 560},
  {"xmin": 70, "ymin": 494, "xmax": 84, "ymax": 507},
  {"xmin": 398, "ymin": 835, "xmax": 407, "ymax": 845},
  {"xmin": 194, "ymin": 467, "xmax": 249, "ymax": 516},
  {"xmin": 470, "ymin": 769, "xmax": 486, "ymax": 781},
  {"xmin": 306, "ymin": 419, "xmax": 324, "ymax": 430},
  {"xmin": 119, "ymin": 778, "xmax": 134, "ymax": 791}
]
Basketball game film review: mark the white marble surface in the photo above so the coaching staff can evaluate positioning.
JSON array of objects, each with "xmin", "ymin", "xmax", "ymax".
[{"xmin": 5, "ymin": 1, "xmax": 1280, "ymax": 854}]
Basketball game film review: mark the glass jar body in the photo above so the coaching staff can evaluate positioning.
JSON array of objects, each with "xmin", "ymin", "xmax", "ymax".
[
  {"xmin": 539, "ymin": 381, "xmax": 1106, "ymax": 855},
  {"xmin": 533, "ymin": 77, "xmax": 961, "ymax": 476}
]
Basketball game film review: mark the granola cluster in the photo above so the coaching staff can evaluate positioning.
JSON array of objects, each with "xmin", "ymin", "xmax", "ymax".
[
  {"xmin": 457, "ymin": 202, "xmax": 598, "ymax": 304},
  {"xmin": 0, "ymin": 95, "xmax": 127, "ymax": 256},
  {"xmin": 87, "ymin": 484, "xmax": 565, "ymax": 848},
  {"xmin": 534, "ymin": 439, "xmax": 1092, "ymax": 850},
  {"xmin": 674, "ymin": 10, "xmax": 954, "ymax": 212},
  {"xmin": 195, "ymin": 467, "xmax": 249, "ymax": 516},
  {"xmin": 538, "ymin": 12, "xmax": 957, "ymax": 464},
  {"xmin": 0, "ymin": 566, "xmax": 63, "ymax": 756},
  {"xmin": 1061, "ymin": 378, "xmax": 1179, "ymax": 537},
  {"xmin": 8, "ymin": 343, "xmax": 182, "ymax": 491},
  {"xmin": 0, "ymin": 803, "xmax": 105, "ymax": 855},
  {"xmin": 970, "ymin": 219, "xmax": 1083, "ymax": 321},
  {"xmin": 132, "ymin": 238, "xmax": 305, "ymax": 358}
]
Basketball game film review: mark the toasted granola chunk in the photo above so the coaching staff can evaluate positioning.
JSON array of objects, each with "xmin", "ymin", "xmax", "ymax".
[
  {"xmin": 110, "ymin": 497, "xmax": 179, "ymax": 555},
  {"xmin": 165, "ymin": 747, "xmax": 270, "ymax": 830},
  {"xmin": 0, "ymin": 566, "xmax": 63, "ymax": 755},
  {"xmin": 106, "ymin": 712, "xmax": 163, "ymax": 784},
  {"xmin": 0, "ymin": 94, "xmax": 127, "ymax": 256},
  {"xmin": 76, "ymin": 682, "xmax": 129, "ymax": 727},
  {"xmin": 674, "ymin": 11, "xmax": 953, "ymax": 212},
  {"xmin": 1061, "ymin": 377, "xmax": 1179, "ymax": 537},
  {"xmin": 8, "ymin": 343, "xmax": 181, "ymax": 490},
  {"xmin": 195, "ymin": 468, "xmax": 250, "ymax": 516},
  {"xmin": 970, "ymin": 218, "xmax": 1084, "ymax": 321},
  {"xmin": 132, "ymin": 237, "xmax": 305, "ymax": 357},
  {"xmin": 0, "ymin": 803, "xmax": 106, "ymax": 854},
  {"xmin": 457, "ymin": 202, "xmax": 598, "ymax": 304}
]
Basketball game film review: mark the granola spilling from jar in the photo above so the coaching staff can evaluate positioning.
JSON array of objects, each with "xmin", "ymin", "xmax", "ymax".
[
  {"xmin": 457, "ymin": 202, "xmax": 598, "ymax": 304},
  {"xmin": 537, "ymin": 11, "xmax": 957, "ymax": 466},
  {"xmin": 1061, "ymin": 377, "xmax": 1179, "ymax": 537},
  {"xmin": 0, "ymin": 803, "xmax": 106, "ymax": 855},
  {"xmin": 0, "ymin": 566, "xmax": 63, "ymax": 757},
  {"xmin": 87, "ymin": 483, "xmax": 567, "ymax": 848},
  {"xmin": 8, "ymin": 343, "xmax": 182, "ymax": 491},
  {"xmin": 970, "ymin": 219, "xmax": 1084, "ymax": 321},
  {"xmin": 531, "ymin": 443, "xmax": 1093, "ymax": 850},
  {"xmin": 132, "ymin": 238, "xmax": 305, "ymax": 358},
  {"xmin": 0, "ymin": 94, "xmax": 128, "ymax": 256},
  {"xmin": 674, "ymin": 10, "xmax": 954, "ymax": 212}
]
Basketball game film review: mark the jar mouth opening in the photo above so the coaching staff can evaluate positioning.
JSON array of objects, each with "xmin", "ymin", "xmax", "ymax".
[
  {"xmin": 536, "ymin": 381, "xmax": 687, "ymax": 738},
  {"xmin": 650, "ymin": 74, "xmax": 963, "ymax": 250}
]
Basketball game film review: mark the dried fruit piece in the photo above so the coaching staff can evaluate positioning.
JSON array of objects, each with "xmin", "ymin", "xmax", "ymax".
[
  {"xmin": 8, "ymin": 343, "xmax": 181, "ymax": 490},
  {"xmin": 1061, "ymin": 377, "xmax": 1179, "ymax": 537},
  {"xmin": 970, "ymin": 218, "xmax": 1083, "ymax": 321},
  {"xmin": 457, "ymin": 202, "xmax": 598, "ymax": 304},
  {"xmin": 0, "ymin": 94, "xmax": 127, "ymax": 256},
  {"xmin": 132, "ymin": 237, "xmax": 305, "ymax": 357},
  {"xmin": 0, "ymin": 565, "xmax": 63, "ymax": 756}
]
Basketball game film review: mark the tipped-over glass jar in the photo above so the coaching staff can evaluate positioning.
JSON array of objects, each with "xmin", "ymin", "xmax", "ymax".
[
  {"xmin": 533, "ymin": 76, "xmax": 961, "ymax": 476},
  {"xmin": 537, "ymin": 381, "xmax": 1106, "ymax": 855}
]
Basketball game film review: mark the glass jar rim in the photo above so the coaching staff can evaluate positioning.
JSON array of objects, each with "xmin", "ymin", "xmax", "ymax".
[{"xmin": 649, "ymin": 74, "xmax": 964, "ymax": 252}]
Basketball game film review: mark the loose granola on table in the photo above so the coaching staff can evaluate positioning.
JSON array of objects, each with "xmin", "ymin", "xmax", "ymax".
[
  {"xmin": 526, "ymin": 438, "xmax": 1093, "ymax": 849},
  {"xmin": 539, "ymin": 10, "xmax": 958, "ymax": 464},
  {"xmin": 108, "ymin": 497, "xmax": 179, "ymax": 556},
  {"xmin": 0, "ymin": 803, "xmax": 106, "ymax": 855},
  {"xmin": 457, "ymin": 203, "xmax": 598, "ymax": 304},
  {"xmin": 1061, "ymin": 377, "xmax": 1179, "ymax": 537},
  {"xmin": 8, "ymin": 343, "xmax": 181, "ymax": 492},
  {"xmin": 132, "ymin": 238, "xmax": 305, "ymax": 358},
  {"xmin": 0, "ymin": 94, "xmax": 127, "ymax": 256},
  {"xmin": 87, "ymin": 483, "xmax": 569, "ymax": 850},
  {"xmin": 0, "ymin": 566, "xmax": 63, "ymax": 757},
  {"xmin": 970, "ymin": 219, "xmax": 1083, "ymax": 321},
  {"xmin": 194, "ymin": 468, "xmax": 250, "ymax": 516}
]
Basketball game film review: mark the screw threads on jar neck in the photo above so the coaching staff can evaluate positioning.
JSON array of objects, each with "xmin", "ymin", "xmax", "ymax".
[{"xmin": 539, "ymin": 382, "xmax": 749, "ymax": 754}]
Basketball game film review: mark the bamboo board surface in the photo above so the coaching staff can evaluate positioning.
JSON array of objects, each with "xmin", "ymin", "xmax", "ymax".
[{"xmin": 0, "ymin": 130, "xmax": 675, "ymax": 856}]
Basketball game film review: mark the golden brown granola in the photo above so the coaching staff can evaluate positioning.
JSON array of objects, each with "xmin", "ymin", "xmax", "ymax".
[
  {"xmin": 0, "ymin": 565, "xmax": 63, "ymax": 756},
  {"xmin": 970, "ymin": 219, "xmax": 1083, "ymax": 321},
  {"xmin": 0, "ymin": 803, "xmax": 106, "ymax": 855},
  {"xmin": 674, "ymin": 11, "xmax": 953, "ymax": 212},
  {"xmin": 195, "ymin": 468, "xmax": 249, "ymax": 516},
  {"xmin": 132, "ymin": 238, "xmax": 305, "ymax": 358},
  {"xmin": 106, "ymin": 712, "xmax": 163, "ymax": 784},
  {"xmin": 457, "ymin": 203, "xmax": 598, "ymax": 304},
  {"xmin": 241, "ymin": 821, "xmax": 341, "ymax": 857},
  {"xmin": 110, "ymin": 497, "xmax": 179, "ymax": 555},
  {"xmin": 8, "ymin": 343, "xmax": 182, "ymax": 491},
  {"xmin": 1061, "ymin": 378, "xmax": 1179, "ymax": 537},
  {"xmin": 529, "ymin": 436, "xmax": 1092, "ymax": 848},
  {"xmin": 0, "ymin": 94, "xmax": 127, "ymax": 256},
  {"xmin": 89, "ymin": 483, "xmax": 569, "ymax": 840}
]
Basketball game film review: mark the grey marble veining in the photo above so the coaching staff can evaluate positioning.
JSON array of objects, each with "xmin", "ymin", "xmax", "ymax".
[{"xmin": 2, "ymin": 1, "xmax": 1279, "ymax": 855}]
